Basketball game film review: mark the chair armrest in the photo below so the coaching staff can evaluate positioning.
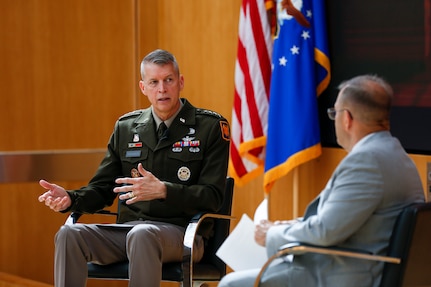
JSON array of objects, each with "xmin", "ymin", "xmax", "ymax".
[
  {"xmin": 277, "ymin": 242, "xmax": 400, "ymax": 264},
  {"xmin": 253, "ymin": 242, "xmax": 400, "ymax": 287},
  {"xmin": 182, "ymin": 213, "xmax": 235, "ymax": 287},
  {"xmin": 184, "ymin": 213, "xmax": 235, "ymax": 250},
  {"xmin": 64, "ymin": 210, "xmax": 119, "ymax": 225}
]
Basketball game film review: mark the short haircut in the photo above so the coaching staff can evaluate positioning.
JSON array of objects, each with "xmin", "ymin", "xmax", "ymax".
[
  {"xmin": 140, "ymin": 49, "xmax": 180, "ymax": 80},
  {"xmin": 338, "ymin": 75, "xmax": 393, "ymax": 124}
]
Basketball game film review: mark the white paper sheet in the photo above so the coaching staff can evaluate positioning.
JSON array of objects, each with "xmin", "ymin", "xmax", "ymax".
[{"xmin": 216, "ymin": 213, "xmax": 268, "ymax": 271}]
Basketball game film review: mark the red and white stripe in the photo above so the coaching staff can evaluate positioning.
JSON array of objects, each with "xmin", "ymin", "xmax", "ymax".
[{"xmin": 229, "ymin": 0, "xmax": 272, "ymax": 186}]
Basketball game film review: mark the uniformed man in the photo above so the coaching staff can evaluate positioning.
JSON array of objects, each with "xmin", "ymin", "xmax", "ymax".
[{"xmin": 38, "ymin": 49, "xmax": 230, "ymax": 287}]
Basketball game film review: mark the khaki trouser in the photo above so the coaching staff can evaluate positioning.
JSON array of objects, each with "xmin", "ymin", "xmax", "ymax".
[{"xmin": 54, "ymin": 221, "xmax": 204, "ymax": 287}]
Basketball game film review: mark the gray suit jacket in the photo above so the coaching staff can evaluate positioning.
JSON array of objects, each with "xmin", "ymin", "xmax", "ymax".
[{"xmin": 266, "ymin": 131, "xmax": 424, "ymax": 287}]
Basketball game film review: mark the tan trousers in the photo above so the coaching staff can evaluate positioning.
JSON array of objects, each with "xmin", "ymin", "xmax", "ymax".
[{"xmin": 54, "ymin": 221, "xmax": 204, "ymax": 287}]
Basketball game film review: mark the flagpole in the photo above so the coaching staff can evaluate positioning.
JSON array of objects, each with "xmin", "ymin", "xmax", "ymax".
[{"xmin": 293, "ymin": 167, "xmax": 299, "ymax": 218}]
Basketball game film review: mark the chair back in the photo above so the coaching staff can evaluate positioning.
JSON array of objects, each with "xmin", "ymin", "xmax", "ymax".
[
  {"xmin": 380, "ymin": 202, "xmax": 431, "ymax": 287},
  {"xmin": 196, "ymin": 177, "xmax": 234, "ymax": 279}
]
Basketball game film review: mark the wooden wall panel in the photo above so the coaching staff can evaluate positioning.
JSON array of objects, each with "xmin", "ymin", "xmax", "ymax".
[
  {"xmin": 0, "ymin": 0, "xmax": 138, "ymax": 151},
  {"xmin": 135, "ymin": 0, "xmax": 157, "ymax": 109},
  {"xmin": 1, "ymin": 0, "xmax": 430, "ymax": 286},
  {"xmin": 155, "ymin": 0, "xmax": 240, "ymax": 119},
  {"xmin": 0, "ymin": 0, "xmax": 245, "ymax": 285},
  {"xmin": 0, "ymin": 0, "xmax": 138, "ymax": 286},
  {"xmin": 0, "ymin": 182, "xmax": 80, "ymax": 281},
  {"xmin": 136, "ymin": 0, "xmax": 241, "ymax": 124}
]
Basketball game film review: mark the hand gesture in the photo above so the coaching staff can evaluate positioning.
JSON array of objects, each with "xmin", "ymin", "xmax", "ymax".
[
  {"xmin": 38, "ymin": 179, "xmax": 72, "ymax": 212},
  {"xmin": 114, "ymin": 163, "xmax": 167, "ymax": 204}
]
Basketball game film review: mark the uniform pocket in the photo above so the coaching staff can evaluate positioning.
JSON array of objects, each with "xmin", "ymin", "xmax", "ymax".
[
  {"xmin": 120, "ymin": 147, "xmax": 149, "ymax": 164},
  {"xmin": 120, "ymin": 147, "xmax": 149, "ymax": 176},
  {"xmin": 168, "ymin": 149, "xmax": 203, "ymax": 162}
]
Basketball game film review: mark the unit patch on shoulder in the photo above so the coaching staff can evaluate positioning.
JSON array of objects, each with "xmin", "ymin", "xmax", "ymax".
[{"xmin": 220, "ymin": 121, "xmax": 230, "ymax": 141}]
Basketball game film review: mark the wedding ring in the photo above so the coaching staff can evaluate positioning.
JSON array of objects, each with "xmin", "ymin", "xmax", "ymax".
[{"xmin": 129, "ymin": 191, "xmax": 134, "ymax": 198}]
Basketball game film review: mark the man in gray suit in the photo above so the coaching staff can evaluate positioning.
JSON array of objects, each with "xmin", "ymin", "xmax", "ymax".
[{"xmin": 218, "ymin": 75, "xmax": 425, "ymax": 287}]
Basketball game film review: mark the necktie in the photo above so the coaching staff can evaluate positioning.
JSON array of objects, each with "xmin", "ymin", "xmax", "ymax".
[{"xmin": 157, "ymin": 122, "xmax": 167, "ymax": 141}]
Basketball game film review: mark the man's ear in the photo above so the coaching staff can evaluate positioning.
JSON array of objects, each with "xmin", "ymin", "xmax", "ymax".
[
  {"xmin": 344, "ymin": 110, "xmax": 353, "ymax": 130},
  {"xmin": 139, "ymin": 80, "xmax": 145, "ymax": 94},
  {"xmin": 179, "ymin": 75, "xmax": 185, "ymax": 91}
]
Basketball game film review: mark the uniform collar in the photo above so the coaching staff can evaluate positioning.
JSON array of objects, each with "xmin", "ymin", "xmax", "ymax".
[
  {"xmin": 134, "ymin": 98, "xmax": 194, "ymax": 126},
  {"xmin": 131, "ymin": 99, "xmax": 197, "ymax": 150},
  {"xmin": 151, "ymin": 99, "xmax": 185, "ymax": 128}
]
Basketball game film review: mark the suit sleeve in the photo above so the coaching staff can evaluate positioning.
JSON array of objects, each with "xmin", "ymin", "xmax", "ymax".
[{"xmin": 267, "ymin": 151, "xmax": 383, "ymax": 254}]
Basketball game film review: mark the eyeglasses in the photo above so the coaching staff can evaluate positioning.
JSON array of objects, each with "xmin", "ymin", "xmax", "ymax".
[{"xmin": 327, "ymin": 108, "xmax": 351, "ymax": 120}]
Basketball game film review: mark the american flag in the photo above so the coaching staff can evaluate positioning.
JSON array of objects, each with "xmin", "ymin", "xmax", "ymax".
[{"xmin": 229, "ymin": 0, "xmax": 273, "ymax": 186}]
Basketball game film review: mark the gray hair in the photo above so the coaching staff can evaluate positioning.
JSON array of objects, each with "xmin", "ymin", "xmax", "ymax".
[{"xmin": 140, "ymin": 49, "xmax": 180, "ymax": 80}]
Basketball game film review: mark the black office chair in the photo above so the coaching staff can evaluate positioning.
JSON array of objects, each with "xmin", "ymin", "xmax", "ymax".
[
  {"xmin": 254, "ymin": 202, "xmax": 431, "ymax": 287},
  {"xmin": 67, "ymin": 177, "xmax": 235, "ymax": 287}
]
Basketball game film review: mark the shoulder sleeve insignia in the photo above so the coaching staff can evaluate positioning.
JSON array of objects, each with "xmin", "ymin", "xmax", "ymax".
[{"xmin": 220, "ymin": 121, "xmax": 230, "ymax": 141}]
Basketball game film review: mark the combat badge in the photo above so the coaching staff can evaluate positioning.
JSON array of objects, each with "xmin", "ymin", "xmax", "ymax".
[
  {"xmin": 220, "ymin": 121, "xmax": 230, "ymax": 141},
  {"xmin": 177, "ymin": 166, "xmax": 191, "ymax": 181}
]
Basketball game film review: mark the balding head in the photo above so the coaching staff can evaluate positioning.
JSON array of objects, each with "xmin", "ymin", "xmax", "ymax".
[{"xmin": 337, "ymin": 75, "xmax": 392, "ymax": 129}]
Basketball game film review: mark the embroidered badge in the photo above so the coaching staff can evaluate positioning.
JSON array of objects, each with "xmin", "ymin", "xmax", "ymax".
[
  {"xmin": 220, "ymin": 121, "xmax": 230, "ymax": 141},
  {"xmin": 133, "ymin": 134, "xmax": 140, "ymax": 142},
  {"xmin": 131, "ymin": 168, "xmax": 140, "ymax": 178},
  {"xmin": 177, "ymin": 166, "xmax": 191, "ymax": 181}
]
